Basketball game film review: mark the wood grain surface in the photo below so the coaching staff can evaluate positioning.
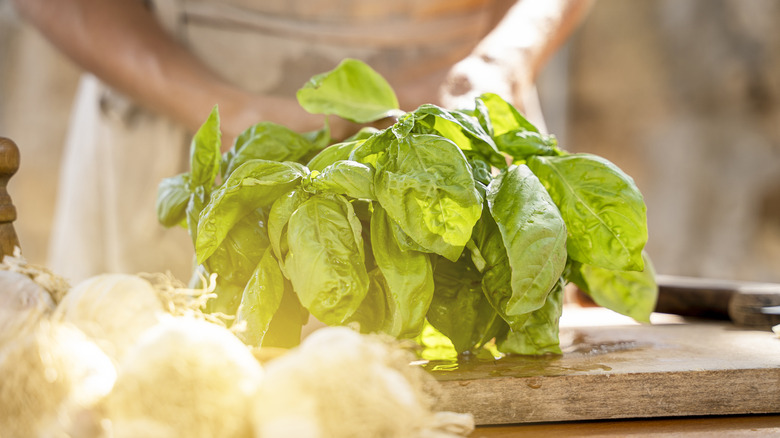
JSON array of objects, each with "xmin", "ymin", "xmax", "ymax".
[
  {"xmin": 432, "ymin": 307, "xmax": 780, "ymax": 426},
  {"xmin": 470, "ymin": 414, "xmax": 780, "ymax": 437}
]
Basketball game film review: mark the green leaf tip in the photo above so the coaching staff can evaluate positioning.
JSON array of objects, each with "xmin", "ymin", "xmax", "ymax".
[{"xmin": 296, "ymin": 58, "xmax": 403, "ymax": 123}]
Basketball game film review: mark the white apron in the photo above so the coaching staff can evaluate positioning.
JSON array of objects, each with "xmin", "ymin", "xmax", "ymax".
[{"xmin": 47, "ymin": 0, "xmax": 536, "ymax": 283}]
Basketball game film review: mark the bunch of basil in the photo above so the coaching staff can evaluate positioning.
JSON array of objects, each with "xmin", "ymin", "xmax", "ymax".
[{"xmin": 157, "ymin": 59, "xmax": 657, "ymax": 355}]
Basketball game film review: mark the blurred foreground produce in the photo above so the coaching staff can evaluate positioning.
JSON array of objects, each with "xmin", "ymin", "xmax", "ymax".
[
  {"xmin": 156, "ymin": 59, "xmax": 658, "ymax": 356},
  {"xmin": 99, "ymin": 316, "xmax": 262, "ymax": 438},
  {"xmin": 0, "ymin": 268, "xmax": 53, "ymax": 347},
  {"xmin": 53, "ymin": 274, "xmax": 165, "ymax": 362},
  {"xmin": 252, "ymin": 327, "xmax": 473, "ymax": 438},
  {"xmin": 0, "ymin": 320, "xmax": 116, "ymax": 438},
  {"xmin": 0, "ymin": 253, "xmax": 474, "ymax": 438}
]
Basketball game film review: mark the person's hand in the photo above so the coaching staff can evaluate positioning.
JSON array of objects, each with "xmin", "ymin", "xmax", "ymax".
[
  {"xmin": 438, "ymin": 54, "xmax": 530, "ymax": 112},
  {"xmin": 393, "ymin": 53, "xmax": 532, "ymax": 114}
]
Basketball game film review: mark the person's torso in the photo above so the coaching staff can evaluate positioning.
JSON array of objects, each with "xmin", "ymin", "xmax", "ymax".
[{"xmin": 152, "ymin": 0, "xmax": 512, "ymax": 95}]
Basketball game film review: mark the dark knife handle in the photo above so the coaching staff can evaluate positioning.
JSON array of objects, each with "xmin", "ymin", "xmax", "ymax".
[
  {"xmin": 655, "ymin": 275, "xmax": 735, "ymax": 320},
  {"xmin": 655, "ymin": 275, "xmax": 780, "ymax": 328}
]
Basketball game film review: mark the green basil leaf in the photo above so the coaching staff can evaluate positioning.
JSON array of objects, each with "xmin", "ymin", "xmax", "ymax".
[
  {"xmin": 186, "ymin": 188, "xmax": 208, "ymax": 247},
  {"xmin": 204, "ymin": 279, "xmax": 246, "ymax": 317},
  {"xmin": 371, "ymin": 204, "xmax": 434, "ymax": 338},
  {"xmin": 222, "ymin": 122, "xmax": 316, "ymax": 177},
  {"xmin": 475, "ymin": 93, "xmax": 540, "ymax": 136},
  {"xmin": 202, "ymin": 208, "xmax": 269, "ymax": 286},
  {"xmin": 466, "ymin": 239, "xmax": 487, "ymax": 273},
  {"xmin": 494, "ymin": 130, "xmax": 560, "ymax": 162},
  {"xmin": 306, "ymin": 140, "xmax": 364, "ymax": 172},
  {"xmin": 374, "ymin": 134, "xmax": 482, "ymax": 261},
  {"xmin": 527, "ymin": 153, "xmax": 648, "ymax": 271},
  {"xmin": 200, "ymin": 208, "xmax": 270, "ymax": 316},
  {"xmin": 262, "ymin": 280, "xmax": 309, "ymax": 348},
  {"xmin": 486, "ymin": 165, "xmax": 567, "ymax": 316},
  {"xmin": 412, "ymin": 104, "xmax": 506, "ymax": 168},
  {"xmin": 190, "ymin": 105, "xmax": 221, "ymax": 190},
  {"xmin": 308, "ymin": 160, "xmax": 375, "ymax": 200},
  {"xmin": 267, "ymin": 189, "xmax": 311, "ymax": 266},
  {"xmin": 391, "ymin": 112, "xmax": 416, "ymax": 139},
  {"xmin": 390, "ymin": 222, "xmax": 430, "ymax": 254},
  {"xmin": 471, "ymin": 207, "xmax": 544, "ymax": 331},
  {"xmin": 284, "ymin": 195, "xmax": 369, "ymax": 325},
  {"xmin": 350, "ymin": 127, "xmax": 395, "ymax": 167},
  {"xmin": 296, "ymin": 58, "xmax": 402, "ymax": 123},
  {"xmin": 427, "ymin": 255, "xmax": 505, "ymax": 354},
  {"xmin": 497, "ymin": 279, "xmax": 564, "ymax": 355},
  {"xmin": 235, "ymin": 248, "xmax": 286, "ymax": 346},
  {"xmin": 464, "ymin": 152, "xmax": 493, "ymax": 188},
  {"xmin": 345, "ymin": 268, "xmax": 388, "ymax": 334},
  {"xmin": 301, "ymin": 125, "xmax": 331, "ymax": 150},
  {"xmin": 573, "ymin": 252, "xmax": 658, "ymax": 323},
  {"xmin": 156, "ymin": 173, "xmax": 190, "ymax": 228},
  {"xmin": 473, "ymin": 94, "xmax": 559, "ymax": 161},
  {"xmin": 195, "ymin": 160, "xmax": 305, "ymax": 263}
]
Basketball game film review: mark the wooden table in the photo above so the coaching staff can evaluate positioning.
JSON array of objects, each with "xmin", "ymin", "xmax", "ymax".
[
  {"xmin": 471, "ymin": 414, "xmax": 780, "ymax": 437},
  {"xmin": 432, "ymin": 307, "xmax": 780, "ymax": 433}
]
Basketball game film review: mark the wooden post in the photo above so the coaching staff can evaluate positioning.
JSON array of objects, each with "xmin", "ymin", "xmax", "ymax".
[{"xmin": 0, "ymin": 137, "xmax": 20, "ymax": 259}]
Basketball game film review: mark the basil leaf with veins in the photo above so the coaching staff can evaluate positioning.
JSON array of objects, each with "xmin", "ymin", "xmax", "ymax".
[
  {"xmin": 195, "ymin": 159, "xmax": 305, "ymax": 264},
  {"xmin": 486, "ymin": 164, "xmax": 567, "ymax": 316},
  {"xmin": 373, "ymin": 133, "xmax": 482, "ymax": 262},
  {"xmin": 528, "ymin": 153, "xmax": 647, "ymax": 271},
  {"xmin": 284, "ymin": 194, "xmax": 369, "ymax": 325}
]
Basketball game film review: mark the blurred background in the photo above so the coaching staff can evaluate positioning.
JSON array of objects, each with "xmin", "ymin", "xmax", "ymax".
[{"xmin": 1, "ymin": 0, "xmax": 779, "ymax": 282}]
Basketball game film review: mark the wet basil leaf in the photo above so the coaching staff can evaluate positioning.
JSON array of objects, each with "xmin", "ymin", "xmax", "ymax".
[
  {"xmin": 471, "ymin": 207, "xmax": 541, "ymax": 331},
  {"xmin": 572, "ymin": 252, "xmax": 658, "ymax": 323},
  {"xmin": 202, "ymin": 208, "xmax": 269, "ymax": 285},
  {"xmin": 427, "ymin": 255, "xmax": 504, "ymax": 354},
  {"xmin": 464, "ymin": 151, "xmax": 493, "ymax": 188},
  {"xmin": 195, "ymin": 160, "xmax": 305, "ymax": 263},
  {"xmin": 203, "ymin": 279, "xmax": 246, "ymax": 317},
  {"xmin": 497, "ymin": 279, "xmax": 564, "ymax": 355},
  {"xmin": 345, "ymin": 268, "xmax": 388, "ymax": 334},
  {"xmin": 486, "ymin": 165, "xmax": 567, "ymax": 316},
  {"xmin": 267, "ymin": 189, "xmax": 311, "ymax": 265},
  {"xmin": 494, "ymin": 130, "xmax": 560, "ymax": 162},
  {"xmin": 235, "ymin": 248, "xmax": 286, "ymax": 346},
  {"xmin": 200, "ymin": 208, "xmax": 270, "ymax": 316},
  {"xmin": 527, "ymin": 153, "xmax": 648, "ymax": 271},
  {"xmin": 350, "ymin": 128, "xmax": 395, "ymax": 167},
  {"xmin": 186, "ymin": 188, "xmax": 208, "ymax": 247},
  {"xmin": 370, "ymin": 204, "xmax": 434, "ymax": 338},
  {"xmin": 261, "ymin": 280, "xmax": 310, "ymax": 348},
  {"xmin": 411, "ymin": 104, "xmax": 506, "ymax": 168},
  {"xmin": 307, "ymin": 160, "xmax": 375, "ymax": 200},
  {"xmin": 284, "ymin": 195, "xmax": 369, "ymax": 325},
  {"xmin": 374, "ymin": 134, "xmax": 482, "ymax": 261}
]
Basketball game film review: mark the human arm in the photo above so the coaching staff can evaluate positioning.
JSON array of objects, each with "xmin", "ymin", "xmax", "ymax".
[
  {"xmin": 419, "ymin": 0, "xmax": 595, "ymax": 112},
  {"xmin": 10, "ymin": 0, "xmax": 330, "ymax": 148}
]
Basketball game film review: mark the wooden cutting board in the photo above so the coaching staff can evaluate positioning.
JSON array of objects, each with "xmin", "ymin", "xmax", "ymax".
[{"xmin": 430, "ymin": 307, "xmax": 780, "ymax": 426}]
